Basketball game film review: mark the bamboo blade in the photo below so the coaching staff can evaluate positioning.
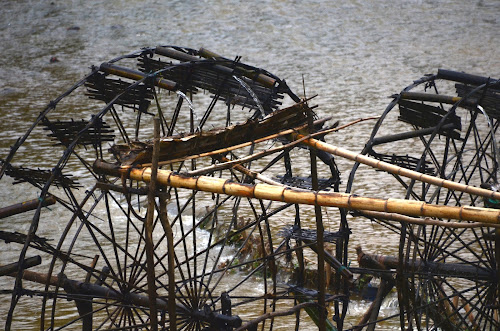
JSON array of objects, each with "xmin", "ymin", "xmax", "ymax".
[
  {"xmin": 93, "ymin": 160, "xmax": 500, "ymax": 224},
  {"xmin": 197, "ymin": 47, "xmax": 277, "ymax": 88},
  {"xmin": 290, "ymin": 133, "xmax": 500, "ymax": 201}
]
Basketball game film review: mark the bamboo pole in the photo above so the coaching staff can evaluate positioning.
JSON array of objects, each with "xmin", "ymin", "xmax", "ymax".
[
  {"xmin": 100, "ymin": 63, "xmax": 177, "ymax": 91},
  {"xmin": 145, "ymin": 118, "xmax": 160, "ymax": 330},
  {"xmin": 158, "ymin": 193, "xmax": 176, "ymax": 331},
  {"xmin": 358, "ymin": 210, "xmax": 500, "ymax": 228},
  {"xmin": 93, "ymin": 160, "xmax": 500, "ymax": 224},
  {"xmin": 308, "ymin": 107, "xmax": 326, "ymax": 331},
  {"xmin": 289, "ymin": 133, "xmax": 500, "ymax": 202}
]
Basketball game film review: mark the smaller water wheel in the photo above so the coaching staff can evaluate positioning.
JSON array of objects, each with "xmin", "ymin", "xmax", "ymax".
[{"xmin": 347, "ymin": 70, "xmax": 500, "ymax": 330}]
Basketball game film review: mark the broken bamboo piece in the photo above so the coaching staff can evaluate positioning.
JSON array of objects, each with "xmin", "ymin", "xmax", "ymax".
[
  {"xmin": 93, "ymin": 160, "xmax": 500, "ymax": 224},
  {"xmin": 112, "ymin": 101, "xmax": 311, "ymax": 165},
  {"xmin": 132, "ymin": 115, "xmax": 374, "ymax": 169},
  {"xmin": 290, "ymin": 133, "xmax": 500, "ymax": 201}
]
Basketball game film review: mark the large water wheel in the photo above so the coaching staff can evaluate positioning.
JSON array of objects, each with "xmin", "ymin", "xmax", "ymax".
[{"xmin": 0, "ymin": 46, "xmax": 347, "ymax": 330}]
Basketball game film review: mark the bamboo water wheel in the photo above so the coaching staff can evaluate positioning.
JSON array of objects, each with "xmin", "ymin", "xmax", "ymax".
[
  {"xmin": 346, "ymin": 70, "xmax": 500, "ymax": 329},
  {"xmin": 0, "ymin": 46, "xmax": 498, "ymax": 331},
  {"xmin": 0, "ymin": 46, "xmax": 344, "ymax": 330}
]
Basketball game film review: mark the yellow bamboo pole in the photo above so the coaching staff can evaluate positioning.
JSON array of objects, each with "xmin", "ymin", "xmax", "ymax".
[
  {"xmin": 94, "ymin": 160, "xmax": 500, "ymax": 224},
  {"xmin": 358, "ymin": 210, "xmax": 500, "ymax": 228},
  {"xmin": 290, "ymin": 133, "xmax": 500, "ymax": 201}
]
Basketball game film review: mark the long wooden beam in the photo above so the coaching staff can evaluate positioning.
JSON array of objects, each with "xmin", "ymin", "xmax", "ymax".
[{"xmin": 93, "ymin": 160, "xmax": 500, "ymax": 224}]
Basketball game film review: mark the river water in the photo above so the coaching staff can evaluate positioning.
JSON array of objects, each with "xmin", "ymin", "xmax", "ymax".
[{"xmin": 1, "ymin": 0, "xmax": 499, "ymax": 330}]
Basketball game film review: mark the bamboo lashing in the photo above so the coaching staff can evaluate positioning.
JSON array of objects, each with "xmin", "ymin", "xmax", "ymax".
[
  {"xmin": 93, "ymin": 160, "xmax": 500, "ymax": 224},
  {"xmin": 289, "ymin": 132, "xmax": 500, "ymax": 201}
]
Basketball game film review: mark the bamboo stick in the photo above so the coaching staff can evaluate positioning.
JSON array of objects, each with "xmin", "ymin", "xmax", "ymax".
[
  {"xmin": 93, "ymin": 160, "xmax": 500, "ymax": 224},
  {"xmin": 215, "ymin": 155, "xmax": 285, "ymax": 187},
  {"xmin": 145, "ymin": 118, "xmax": 160, "ymax": 330},
  {"xmin": 290, "ymin": 133, "xmax": 500, "ymax": 201}
]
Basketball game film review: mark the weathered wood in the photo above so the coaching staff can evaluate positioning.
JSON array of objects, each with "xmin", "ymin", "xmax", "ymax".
[
  {"xmin": 358, "ymin": 250, "xmax": 492, "ymax": 280},
  {"xmin": 111, "ymin": 101, "xmax": 310, "ymax": 165},
  {"xmin": 93, "ymin": 160, "xmax": 500, "ymax": 224},
  {"xmin": 0, "ymin": 256, "xmax": 41, "ymax": 277}
]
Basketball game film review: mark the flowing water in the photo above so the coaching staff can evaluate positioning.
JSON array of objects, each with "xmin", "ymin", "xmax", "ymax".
[{"xmin": 1, "ymin": 0, "xmax": 499, "ymax": 329}]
